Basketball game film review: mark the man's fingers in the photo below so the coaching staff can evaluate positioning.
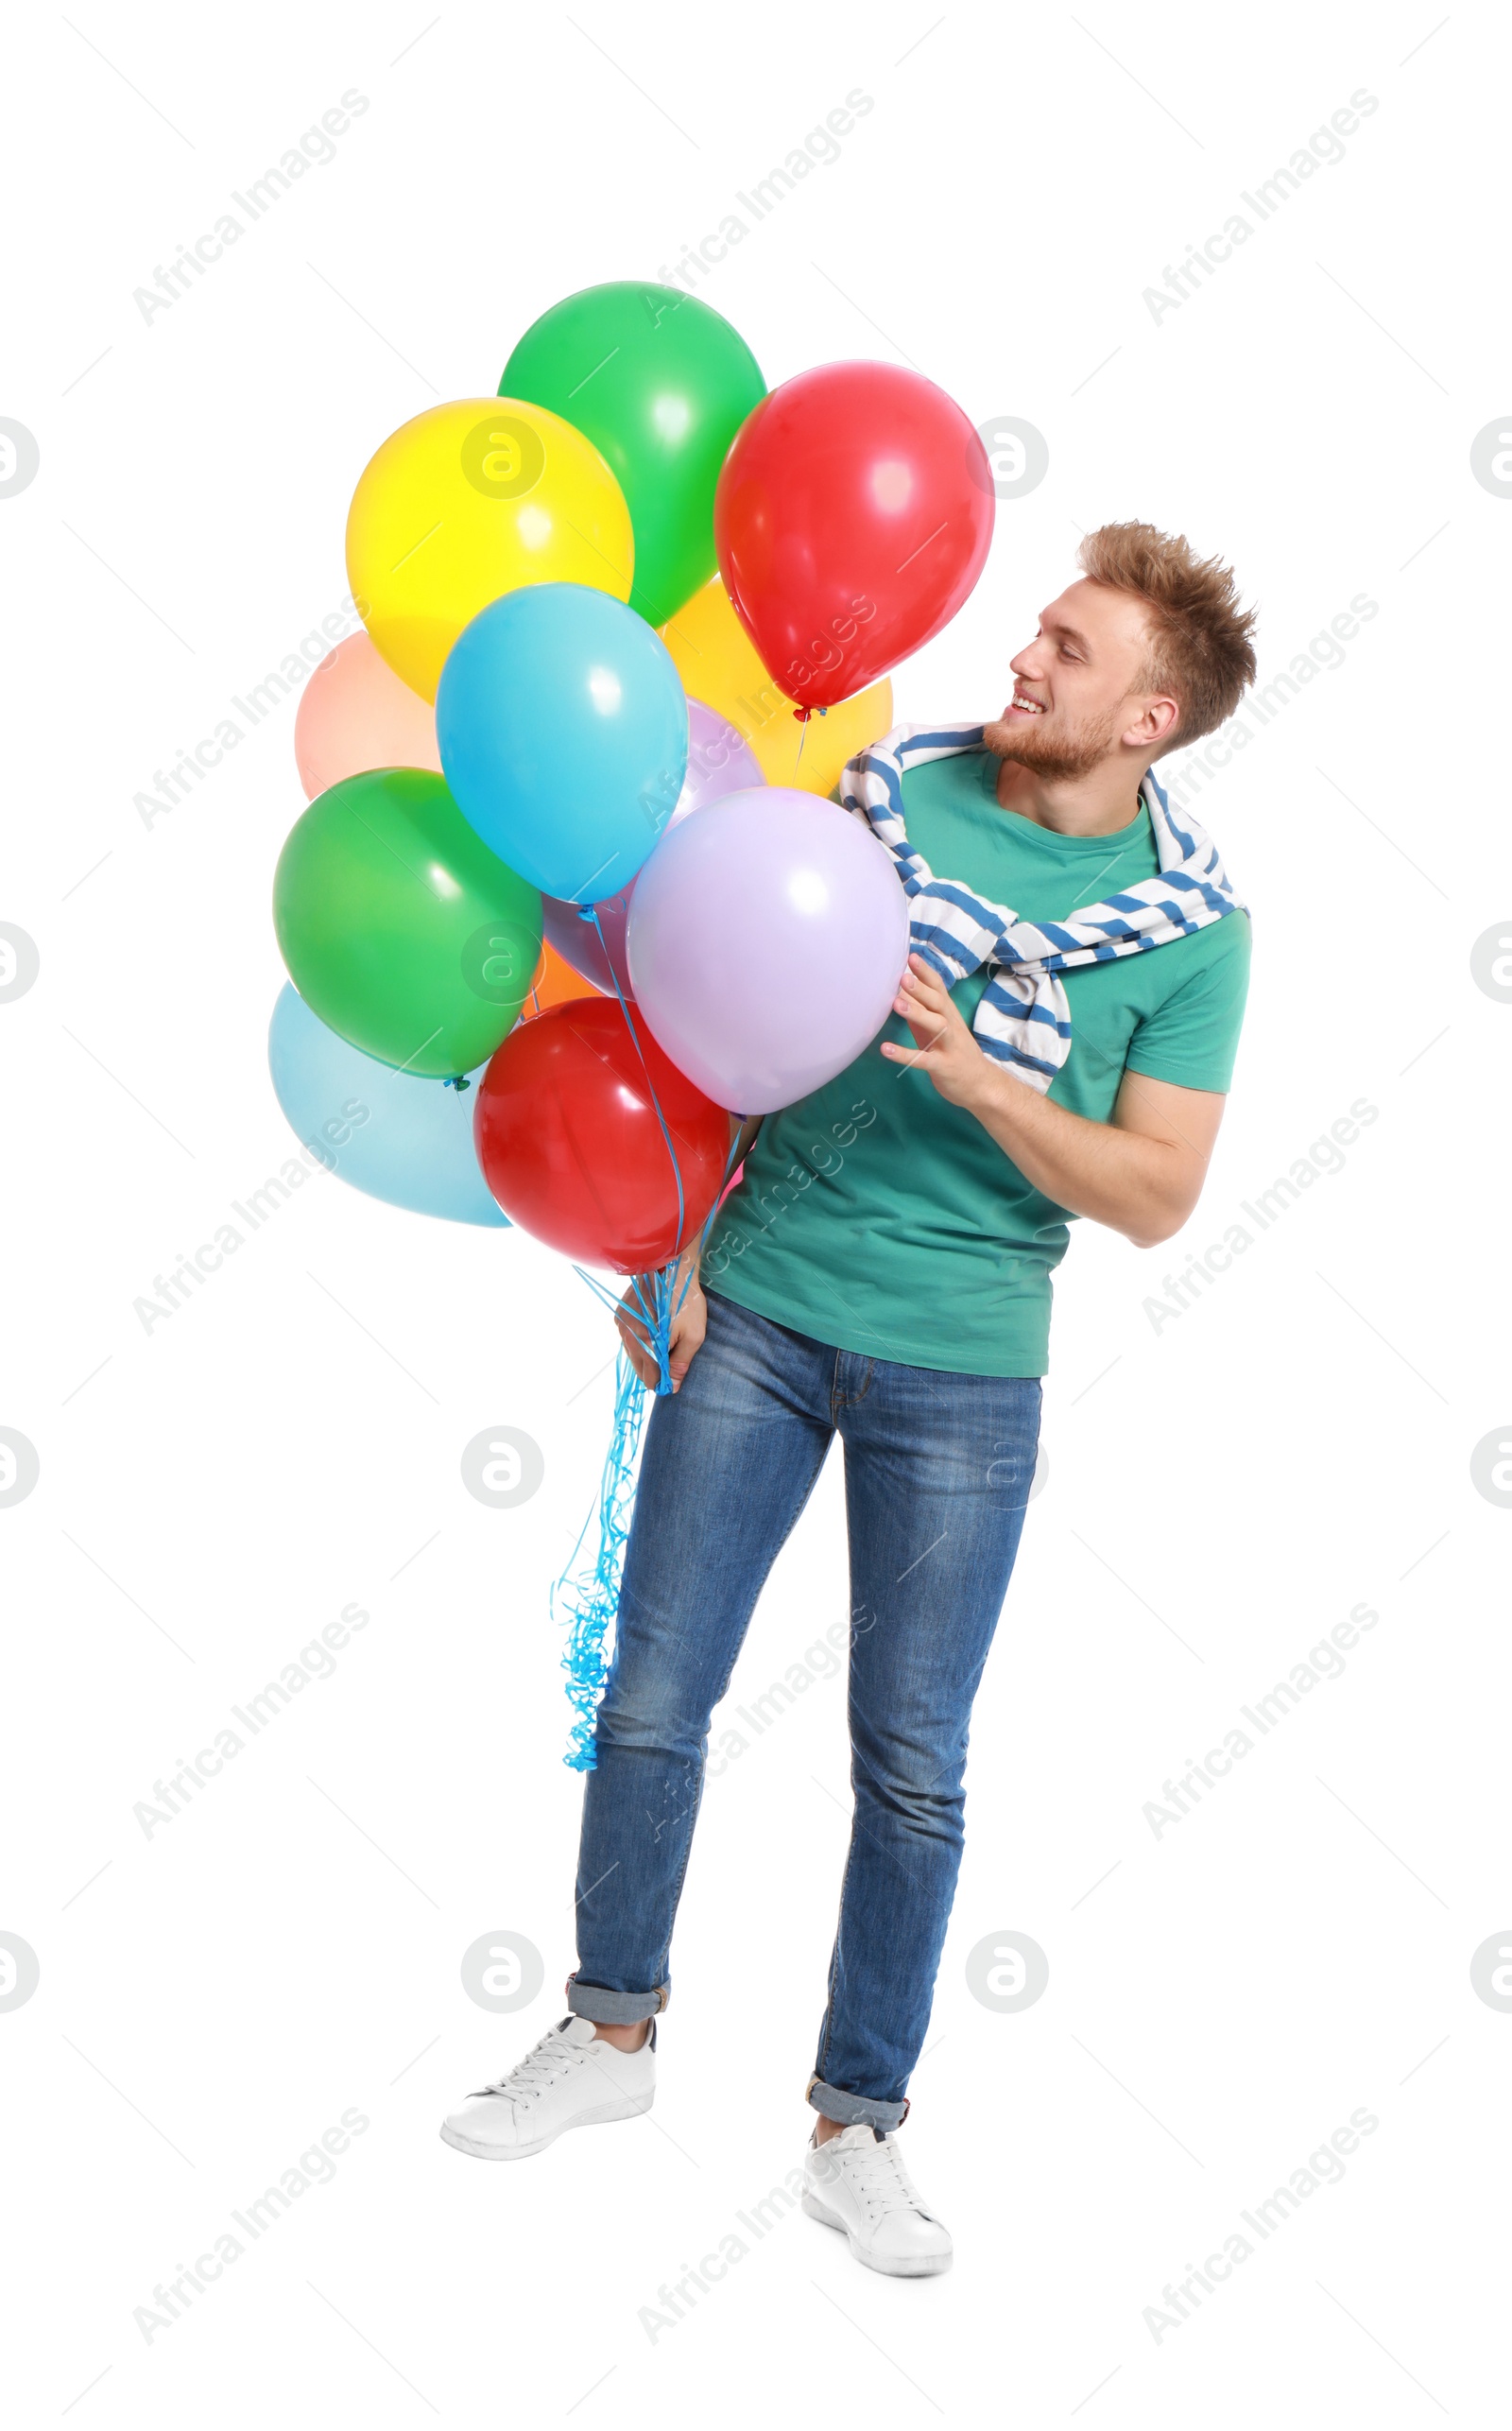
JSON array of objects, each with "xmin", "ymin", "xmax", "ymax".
[
  {"xmin": 614, "ymin": 1306, "xmax": 657, "ymax": 1384},
  {"xmin": 896, "ymin": 990, "xmax": 951, "ymax": 1034},
  {"xmin": 892, "ymin": 1007, "xmax": 949, "ymax": 1046},
  {"xmin": 902, "ymin": 955, "xmax": 949, "ymax": 997},
  {"xmin": 620, "ymin": 1336, "xmax": 659, "ymax": 1388},
  {"xmin": 902, "ymin": 983, "xmax": 954, "ymax": 1024},
  {"xmin": 617, "ymin": 1269, "xmax": 710, "ymax": 1393}
]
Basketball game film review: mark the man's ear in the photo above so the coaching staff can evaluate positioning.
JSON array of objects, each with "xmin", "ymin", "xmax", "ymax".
[{"xmin": 1123, "ymin": 695, "xmax": 1181, "ymax": 751}]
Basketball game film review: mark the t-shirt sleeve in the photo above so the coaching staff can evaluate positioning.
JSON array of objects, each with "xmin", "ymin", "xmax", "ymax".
[{"xmin": 1124, "ymin": 910, "xmax": 1251, "ymax": 1093}]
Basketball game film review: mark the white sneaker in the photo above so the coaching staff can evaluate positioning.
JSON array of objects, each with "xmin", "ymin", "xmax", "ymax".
[
  {"xmin": 439, "ymin": 2015, "xmax": 655, "ymax": 2161},
  {"xmin": 802, "ymin": 2123, "xmax": 954, "ymax": 2277}
]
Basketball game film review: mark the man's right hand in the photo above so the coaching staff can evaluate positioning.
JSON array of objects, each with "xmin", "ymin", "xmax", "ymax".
[{"xmin": 615, "ymin": 1254, "xmax": 707, "ymax": 1392}]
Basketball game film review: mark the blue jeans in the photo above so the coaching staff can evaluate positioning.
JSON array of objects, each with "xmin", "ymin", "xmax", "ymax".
[{"xmin": 567, "ymin": 1292, "xmax": 1041, "ymax": 2129}]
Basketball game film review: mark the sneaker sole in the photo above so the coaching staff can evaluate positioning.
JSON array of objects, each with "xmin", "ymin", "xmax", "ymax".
[
  {"xmin": 800, "ymin": 2187, "xmax": 953, "ymax": 2277},
  {"xmin": 439, "ymin": 2092, "xmax": 654, "ymax": 2162}
]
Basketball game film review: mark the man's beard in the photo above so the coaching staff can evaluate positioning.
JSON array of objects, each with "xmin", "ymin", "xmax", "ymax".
[{"xmin": 982, "ymin": 702, "xmax": 1122, "ymax": 784}]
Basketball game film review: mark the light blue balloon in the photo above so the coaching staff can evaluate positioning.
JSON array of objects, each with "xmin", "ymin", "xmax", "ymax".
[
  {"xmin": 267, "ymin": 984, "xmax": 508, "ymax": 1228},
  {"xmin": 436, "ymin": 581, "xmax": 689, "ymax": 905}
]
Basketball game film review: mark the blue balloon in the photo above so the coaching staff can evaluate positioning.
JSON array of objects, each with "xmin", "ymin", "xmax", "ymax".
[
  {"xmin": 267, "ymin": 984, "xmax": 508, "ymax": 1228},
  {"xmin": 436, "ymin": 581, "xmax": 689, "ymax": 904}
]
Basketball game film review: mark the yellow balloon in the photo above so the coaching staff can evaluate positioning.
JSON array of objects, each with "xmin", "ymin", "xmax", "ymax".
[
  {"xmin": 345, "ymin": 397, "xmax": 634, "ymax": 701},
  {"xmin": 659, "ymin": 576, "xmax": 892, "ymax": 796}
]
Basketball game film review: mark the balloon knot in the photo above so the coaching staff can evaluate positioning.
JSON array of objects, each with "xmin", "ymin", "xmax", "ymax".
[
  {"xmin": 445, "ymin": 1074, "xmax": 471, "ymax": 1093},
  {"xmin": 793, "ymin": 705, "xmax": 812, "ymax": 724}
]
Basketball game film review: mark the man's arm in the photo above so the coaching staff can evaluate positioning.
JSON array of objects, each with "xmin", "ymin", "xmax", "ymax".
[{"xmin": 882, "ymin": 955, "xmax": 1224, "ymax": 1249}]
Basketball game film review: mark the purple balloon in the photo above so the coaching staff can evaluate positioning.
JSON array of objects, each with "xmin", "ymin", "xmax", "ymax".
[
  {"xmin": 541, "ymin": 698, "xmax": 764, "ymax": 999},
  {"xmin": 626, "ymin": 788, "xmax": 910, "ymax": 1115}
]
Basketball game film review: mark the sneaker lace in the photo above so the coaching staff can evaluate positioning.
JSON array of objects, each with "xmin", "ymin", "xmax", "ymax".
[
  {"xmin": 476, "ymin": 2031, "xmax": 586, "ymax": 2107},
  {"xmin": 834, "ymin": 2136, "xmax": 930, "ymax": 2219}
]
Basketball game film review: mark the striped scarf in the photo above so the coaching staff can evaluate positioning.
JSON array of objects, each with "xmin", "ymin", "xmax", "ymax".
[{"xmin": 841, "ymin": 722, "xmax": 1244, "ymax": 1091}]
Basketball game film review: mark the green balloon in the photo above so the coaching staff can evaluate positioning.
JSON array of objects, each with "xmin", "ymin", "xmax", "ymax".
[
  {"xmin": 272, "ymin": 770, "xmax": 541, "ymax": 1078},
  {"xmin": 501, "ymin": 282, "xmax": 765, "ymax": 629}
]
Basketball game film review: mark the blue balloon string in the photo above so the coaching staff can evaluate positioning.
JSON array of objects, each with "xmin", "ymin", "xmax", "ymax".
[
  {"xmin": 585, "ymin": 901, "xmax": 686, "ymax": 1395},
  {"xmin": 551, "ymin": 904, "xmax": 744, "ymax": 1767},
  {"xmin": 553, "ymin": 1344, "xmax": 649, "ymax": 1773}
]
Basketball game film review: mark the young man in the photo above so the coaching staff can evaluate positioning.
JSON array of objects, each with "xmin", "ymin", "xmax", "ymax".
[{"xmin": 442, "ymin": 523, "xmax": 1256, "ymax": 2278}]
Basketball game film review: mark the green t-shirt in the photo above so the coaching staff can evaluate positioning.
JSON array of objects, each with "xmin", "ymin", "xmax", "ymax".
[{"xmin": 703, "ymin": 749, "xmax": 1250, "ymax": 1376}]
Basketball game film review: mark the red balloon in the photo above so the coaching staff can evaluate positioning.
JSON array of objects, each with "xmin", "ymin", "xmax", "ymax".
[
  {"xmin": 714, "ymin": 361, "xmax": 994, "ymax": 711},
  {"xmin": 473, "ymin": 997, "xmax": 730, "ymax": 1273}
]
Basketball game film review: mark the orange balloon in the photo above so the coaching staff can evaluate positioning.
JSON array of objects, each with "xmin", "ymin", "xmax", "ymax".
[
  {"xmin": 293, "ymin": 630, "xmax": 441, "ymax": 801},
  {"xmin": 659, "ymin": 575, "xmax": 892, "ymax": 796},
  {"xmin": 515, "ymin": 937, "xmax": 604, "ymax": 1026}
]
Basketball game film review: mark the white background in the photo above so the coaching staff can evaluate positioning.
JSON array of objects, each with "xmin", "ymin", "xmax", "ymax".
[{"xmin": 3, "ymin": 2, "xmax": 1506, "ymax": 2422}]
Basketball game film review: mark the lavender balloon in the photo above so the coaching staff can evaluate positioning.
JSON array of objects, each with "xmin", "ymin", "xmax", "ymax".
[
  {"xmin": 541, "ymin": 698, "xmax": 763, "ymax": 999},
  {"xmin": 627, "ymin": 787, "xmax": 910, "ymax": 1114}
]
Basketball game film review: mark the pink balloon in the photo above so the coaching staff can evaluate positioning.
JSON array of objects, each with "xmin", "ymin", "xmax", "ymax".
[
  {"xmin": 541, "ymin": 697, "xmax": 763, "ymax": 997},
  {"xmin": 626, "ymin": 788, "xmax": 909, "ymax": 1115},
  {"xmin": 293, "ymin": 630, "xmax": 441, "ymax": 801}
]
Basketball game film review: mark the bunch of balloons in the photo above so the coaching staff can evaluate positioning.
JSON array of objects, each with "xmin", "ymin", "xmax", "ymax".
[{"xmin": 270, "ymin": 281, "xmax": 995, "ymax": 1349}]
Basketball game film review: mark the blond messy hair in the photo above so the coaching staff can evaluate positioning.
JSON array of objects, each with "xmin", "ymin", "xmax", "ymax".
[{"xmin": 1077, "ymin": 521, "xmax": 1258, "ymax": 753}]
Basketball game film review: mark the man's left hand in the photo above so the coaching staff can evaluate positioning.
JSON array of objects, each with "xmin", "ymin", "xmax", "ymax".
[
  {"xmin": 881, "ymin": 949, "xmax": 1227, "ymax": 1249},
  {"xmin": 880, "ymin": 954, "xmax": 988, "ymax": 1111}
]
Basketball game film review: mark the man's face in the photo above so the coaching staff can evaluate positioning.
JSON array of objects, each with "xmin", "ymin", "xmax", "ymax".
[{"xmin": 983, "ymin": 578, "xmax": 1171, "ymax": 781}]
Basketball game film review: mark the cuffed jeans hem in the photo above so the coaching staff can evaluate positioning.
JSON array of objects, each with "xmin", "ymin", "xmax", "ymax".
[
  {"xmin": 807, "ymin": 2075, "xmax": 909, "ymax": 2131},
  {"xmin": 565, "ymin": 1973, "xmax": 668, "ymax": 2024}
]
